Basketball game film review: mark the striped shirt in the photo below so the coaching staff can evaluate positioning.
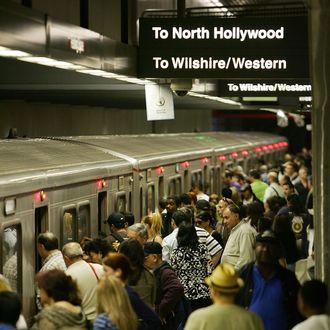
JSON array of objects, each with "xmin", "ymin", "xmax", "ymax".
[
  {"xmin": 162, "ymin": 227, "xmax": 222, "ymax": 263},
  {"xmin": 93, "ymin": 313, "xmax": 118, "ymax": 330}
]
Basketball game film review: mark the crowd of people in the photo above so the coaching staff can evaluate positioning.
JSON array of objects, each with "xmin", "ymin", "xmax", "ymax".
[{"xmin": 1, "ymin": 148, "xmax": 329, "ymax": 330}]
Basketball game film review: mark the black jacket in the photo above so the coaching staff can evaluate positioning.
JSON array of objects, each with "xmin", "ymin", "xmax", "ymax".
[
  {"xmin": 154, "ymin": 262, "xmax": 184, "ymax": 319},
  {"xmin": 235, "ymin": 262, "xmax": 303, "ymax": 330}
]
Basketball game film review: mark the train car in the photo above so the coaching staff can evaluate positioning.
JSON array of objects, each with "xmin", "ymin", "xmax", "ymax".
[{"xmin": 0, "ymin": 131, "xmax": 287, "ymax": 322}]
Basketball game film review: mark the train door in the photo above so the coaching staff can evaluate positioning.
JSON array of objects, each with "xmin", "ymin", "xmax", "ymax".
[
  {"xmin": 98, "ymin": 191, "xmax": 107, "ymax": 233},
  {"xmin": 35, "ymin": 206, "xmax": 49, "ymax": 272}
]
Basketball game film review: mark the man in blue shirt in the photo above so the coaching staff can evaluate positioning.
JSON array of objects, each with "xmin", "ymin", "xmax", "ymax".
[{"xmin": 236, "ymin": 230, "xmax": 302, "ymax": 330}]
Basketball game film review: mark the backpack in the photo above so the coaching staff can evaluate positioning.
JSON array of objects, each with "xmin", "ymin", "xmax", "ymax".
[{"xmin": 156, "ymin": 263, "xmax": 191, "ymax": 330}]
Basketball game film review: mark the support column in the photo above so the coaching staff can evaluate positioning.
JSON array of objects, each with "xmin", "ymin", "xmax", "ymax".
[{"xmin": 309, "ymin": 0, "xmax": 330, "ymax": 288}]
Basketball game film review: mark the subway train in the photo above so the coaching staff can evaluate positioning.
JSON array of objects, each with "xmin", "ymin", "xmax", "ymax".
[{"xmin": 0, "ymin": 131, "xmax": 288, "ymax": 321}]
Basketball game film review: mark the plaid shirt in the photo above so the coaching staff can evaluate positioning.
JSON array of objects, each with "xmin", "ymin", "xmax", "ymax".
[{"xmin": 40, "ymin": 250, "xmax": 67, "ymax": 272}]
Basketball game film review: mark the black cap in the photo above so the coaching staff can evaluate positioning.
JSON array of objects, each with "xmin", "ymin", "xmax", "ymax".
[
  {"xmin": 256, "ymin": 230, "xmax": 279, "ymax": 244},
  {"xmin": 196, "ymin": 199, "xmax": 210, "ymax": 211},
  {"xmin": 107, "ymin": 212, "xmax": 125, "ymax": 228},
  {"xmin": 144, "ymin": 242, "xmax": 162, "ymax": 255}
]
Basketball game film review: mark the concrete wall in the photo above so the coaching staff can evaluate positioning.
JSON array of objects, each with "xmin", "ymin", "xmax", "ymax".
[{"xmin": 0, "ymin": 100, "xmax": 213, "ymax": 138}]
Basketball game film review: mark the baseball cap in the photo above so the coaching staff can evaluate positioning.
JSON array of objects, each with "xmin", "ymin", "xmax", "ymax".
[
  {"xmin": 196, "ymin": 199, "xmax": 210, "ymax": 211},
  {"xmin": 144, "ymin": 242, "xmax": 162, "ymax": 255},
  {"xmin": 107, "ymin": 212, "xmax": 125, "ymax": 228},
  {"xmin": 256, "ymin": 230, "xmax": 280, "ymax": 244}
]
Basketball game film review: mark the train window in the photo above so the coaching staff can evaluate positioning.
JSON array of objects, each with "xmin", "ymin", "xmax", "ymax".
[
  {"xmin": 168, "ymin": 179, "xmax": 175, "ymax": 196},
  {"xmin": 62, "ymin": 208, "xmax": 77, "ymax": 245},
  {"xmin": 116, "ymin": 193, "xmax": 126, "ymax": 213},
  {"xmin": 2, "ymin": 225, "xmax": 22, "ymax": 294},
  {"xmin": 147, "ymin": 184, "xmax": 155, "ymax": 213},
  {"xmin": 168, "ymin": 177, "xmax": 182, "ymax": 196},
  {"xmin": 191, "ymin": 171, "xmax": 202, "ymax": 191},
  {"xmin": 78, "ymin": 204, "xmax": 90, "ymax": 242},
  {"xmin": 158, "ymin": 176, "xmax": 164, "ymax": 200},
  {"xmin": 98, "ymin": 192, "xmax": 107, "ymax": 233}
]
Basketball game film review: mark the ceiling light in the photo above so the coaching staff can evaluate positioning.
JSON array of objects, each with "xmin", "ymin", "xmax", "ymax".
[
  {"xmin": 0, "ymin": 46, "xmax": 30, "ymax": 58},
  {"xmin": 188, "ymin": 91, "xmax": 242, "ymax": 106},
  {"xmin": 20, "ymin": 56, "xmax": 84, "ymax": 70}
]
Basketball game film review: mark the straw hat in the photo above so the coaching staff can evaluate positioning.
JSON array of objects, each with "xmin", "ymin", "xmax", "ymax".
[{"xmin": 205, "ymin": 263, "xmax": 244, "ymax": 293}]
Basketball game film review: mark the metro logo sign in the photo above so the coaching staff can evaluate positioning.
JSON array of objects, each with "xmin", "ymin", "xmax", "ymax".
[{"xmin": 138, "ymin": 16, "xmax": 309, "ymax": 79}]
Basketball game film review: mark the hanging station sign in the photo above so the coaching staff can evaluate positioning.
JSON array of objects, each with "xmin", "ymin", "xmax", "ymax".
[{"xmin": 138, "ymin": 16, "xmax": 309, "ymax": 79}]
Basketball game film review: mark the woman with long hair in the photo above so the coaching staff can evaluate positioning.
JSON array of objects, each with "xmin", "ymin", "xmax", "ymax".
[
  {"xmin": 32, "ymin": 269, "xmax": 86, "ymax": 329},
  {"xmin": 141, "ymin": 213, "xmax": 163, "ymax": 244},
  {"xmin": 119, "ymin": 239, "xmax": 156, "ymax": 308},
  {"xmin": 102, "ymin": 253, "xmax": 160, "ymax": 330},
  {"xmin": 94, "ymin": 276, "xmax": 137, "ymax": 330},
  {"xmin": 273, "ymin": 213, "xmax": 300, "ymax": 270},
  {"xmin": 170, "ymin": 223, "xmax": 212, "ymax": 311}
]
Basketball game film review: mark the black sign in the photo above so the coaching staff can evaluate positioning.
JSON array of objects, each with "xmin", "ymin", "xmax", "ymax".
[{"xmin": 138, "ymin": 16, "xmax": 309, "ymax": 79}]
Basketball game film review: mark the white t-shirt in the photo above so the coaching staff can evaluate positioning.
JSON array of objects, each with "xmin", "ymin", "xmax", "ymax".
[
  {"xmin": 292, "ymin": 315, "xmax": 330, "ymax": 330},
  {"xmin": 196, "ymin": 193, "xmax": 209, "ymax": 201}
]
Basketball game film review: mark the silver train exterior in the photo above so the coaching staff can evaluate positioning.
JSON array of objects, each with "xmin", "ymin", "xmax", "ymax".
[{"xmin": 0, "ymin": 131, "xmax": 287, "ymax": 321}]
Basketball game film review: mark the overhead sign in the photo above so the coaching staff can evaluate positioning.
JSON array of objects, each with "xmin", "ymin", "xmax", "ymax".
[
  {"xmin": 218, "ymin": 80, "xmax": 311, "ymax": 96},
  {"xmin": 145, "ymin": 84, "xmax": 174, "ymax": 121},
  {"xmin": 138, "ymin": 16, "xmax": 309, "ymax": 79}
]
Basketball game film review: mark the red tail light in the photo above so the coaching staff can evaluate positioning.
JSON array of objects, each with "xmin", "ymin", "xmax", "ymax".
[
  {"xmin": 182, "ymin": 161, "xmax": 190, "ymax": 168},
  {"xmin": 201, "ymin": 157, "xmax": 209, "ymax": 164},
  {"xmin": 156, "ymin": 166, "xmax": 165, "ymax": 174},
  {"xmin": 218, "ymin": 155, "xmax": 227, "ymax": 161}
]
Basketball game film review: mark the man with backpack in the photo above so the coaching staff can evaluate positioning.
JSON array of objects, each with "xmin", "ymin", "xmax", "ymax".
[{"xmin": 144, "ymin": 241, "xmax": 187, "ymax": 330}]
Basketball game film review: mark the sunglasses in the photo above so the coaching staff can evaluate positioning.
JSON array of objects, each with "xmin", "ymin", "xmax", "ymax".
[{"xmin": 220, "ymin": 197, "xmax": 238, "ymax": 208}]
